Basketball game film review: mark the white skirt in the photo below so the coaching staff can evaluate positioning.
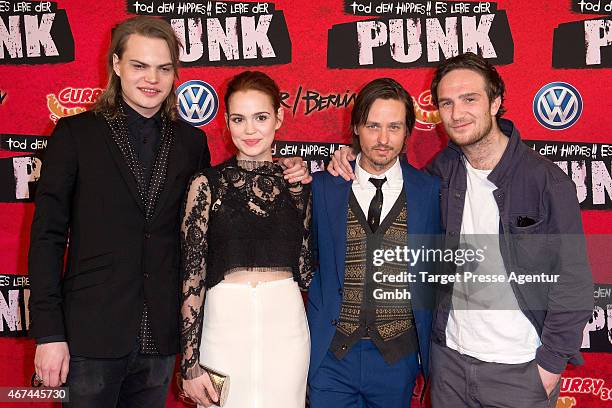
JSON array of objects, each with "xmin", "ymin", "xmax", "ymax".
[{"xmin": 199, "ymin": 278, "xmax": 310, "ymax": 408}]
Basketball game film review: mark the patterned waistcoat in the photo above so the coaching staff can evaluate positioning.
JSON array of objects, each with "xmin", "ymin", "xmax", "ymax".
[{"xmin": 330, "ymin": 190, "xmax": 418, "ymax": 364}]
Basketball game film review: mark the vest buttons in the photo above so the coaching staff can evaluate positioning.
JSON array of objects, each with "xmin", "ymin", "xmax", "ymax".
[
  {"xmin": 341, "ymin": 344, "xmax": 348, "ymax": 351},
  {"xmin": 144, "ymin": 273, "xmax": 150, "ymax": 278},
  {"xmin": 331, "ymin": 319, "xmax": 338, "ymax": 326},
  {"xmin": 338, "ymin": 288, "xmax": 343, "ymax": 295},
  {"xmin": 144, "ymin": 233, "xmax": 151, "ymax": 239}
]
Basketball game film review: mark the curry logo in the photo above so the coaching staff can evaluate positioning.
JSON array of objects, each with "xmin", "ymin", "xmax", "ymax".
[
  {"xmin": 47, "ymin": 87, "xmax": 103, "ymax": 123},
  {"xmin": 556, "ymin": 397, "xmax": 577, "ymax": 408},
  {"xmin": 413, "ymin": 90, "xmax": 441, "ymax": 131}
]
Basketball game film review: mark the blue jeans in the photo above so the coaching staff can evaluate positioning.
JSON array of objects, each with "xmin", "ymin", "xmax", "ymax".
[
  {"xmin": 64, "ymin": 344, "xmax": 175, "ymax": 408},
  {"xmin": 309, "ymin": 340, "xmax": 418, "ymax": 408}
]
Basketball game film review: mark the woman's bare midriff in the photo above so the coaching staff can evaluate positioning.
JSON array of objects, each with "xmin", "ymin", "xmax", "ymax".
[{"xmin": 221, "ymin": 267, "xmax": 293, "ymax": 287}]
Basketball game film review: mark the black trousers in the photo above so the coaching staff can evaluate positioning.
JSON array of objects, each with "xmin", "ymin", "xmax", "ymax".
[
  {"xmin": 430, "ymin": 342, "xmax": 561, "ymax": 408},
  {"xmin": 64, "ymin": 344, "xmax": 175, "ymax": 408}
]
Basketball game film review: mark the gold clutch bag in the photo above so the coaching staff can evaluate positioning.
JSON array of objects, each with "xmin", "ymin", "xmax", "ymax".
[{"xmin": 202, "ymin": 365, "xmax": 230, "ymax": 407}]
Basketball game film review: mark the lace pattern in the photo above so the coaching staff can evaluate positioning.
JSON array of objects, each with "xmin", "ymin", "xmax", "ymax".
[
  {"xmin": 180, "ymin": 173, "xmax": 210, "ymax": 380},
  {"xmin": 179, "ymin": 158, "xmax": 312, "ymax": 379}
]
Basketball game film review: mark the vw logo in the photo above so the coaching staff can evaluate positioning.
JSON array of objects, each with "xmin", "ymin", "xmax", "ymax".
[
  {"xmin": 176, "ymin": 80, "xmax": 218, "ymax": 126},
  {"xmin": 533, "ymin": 82, "xmax": 582, "ymax": 131}
]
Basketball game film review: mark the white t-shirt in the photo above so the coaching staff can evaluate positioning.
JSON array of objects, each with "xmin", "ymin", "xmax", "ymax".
[{"xmin": 445, "ymin": 158, "xmax": 541, "ymax": 364}]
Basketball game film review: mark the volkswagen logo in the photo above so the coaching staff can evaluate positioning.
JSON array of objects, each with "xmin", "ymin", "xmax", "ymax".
[
  {"xmin": 533, "ymin": 82, "xmax": 582, "ymax": 131},
  {"xmin": 176, "ymin": 80, "xmax": 218, "ymax": 126}
]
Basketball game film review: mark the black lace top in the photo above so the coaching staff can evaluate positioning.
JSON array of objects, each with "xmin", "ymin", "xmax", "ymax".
[{"xmin": 180, "ymin": 157, "xmax": 312, "ymax": 379}]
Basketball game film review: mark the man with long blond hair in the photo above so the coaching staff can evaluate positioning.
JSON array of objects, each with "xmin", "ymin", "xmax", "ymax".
[{"xmin": 28, "ymin": 16, "xmax": 309, "ymax": 407}]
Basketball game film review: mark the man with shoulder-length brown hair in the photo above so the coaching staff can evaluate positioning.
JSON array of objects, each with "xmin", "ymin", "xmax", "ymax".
[
  {"xmin": 307, "ymin": 78, "xmax": 440, "ymax": 408},
  {"xmin": 28, "ymin": 16, "xmax": 309, "ymax": 407}
]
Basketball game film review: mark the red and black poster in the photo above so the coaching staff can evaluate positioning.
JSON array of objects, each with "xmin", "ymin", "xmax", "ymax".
[{"xmin": 0, "ymin": 1, "xmax": 610, "ymax": 407}]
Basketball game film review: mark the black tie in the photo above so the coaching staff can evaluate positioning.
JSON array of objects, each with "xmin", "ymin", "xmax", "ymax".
[{"xmin": 368, "ymin": 177, "xmax": 386, "ymax": 232}]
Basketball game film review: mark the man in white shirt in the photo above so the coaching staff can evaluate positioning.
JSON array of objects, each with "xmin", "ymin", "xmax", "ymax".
[{"xmin": 307, "ymin": 78, "xmax": 441, "ymax": 408}]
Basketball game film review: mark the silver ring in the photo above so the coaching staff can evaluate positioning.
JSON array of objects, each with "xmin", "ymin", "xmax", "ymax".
[{"xmin": 32, "ymin": 373, "xmax": 43, "ymax": 387}]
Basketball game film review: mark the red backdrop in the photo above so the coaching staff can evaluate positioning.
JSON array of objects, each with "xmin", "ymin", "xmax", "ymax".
[{"xmin": 0, "ymin": 1, "xmax": 610, "ymax": 407}]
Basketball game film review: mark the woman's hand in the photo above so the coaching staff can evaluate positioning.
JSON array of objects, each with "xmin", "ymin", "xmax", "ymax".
[{"xmin": 182, "ymin": 372, "xmax": 219, "ymax": 407}]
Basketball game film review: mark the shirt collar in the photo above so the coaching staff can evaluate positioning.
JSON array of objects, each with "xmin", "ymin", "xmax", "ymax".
[
  {"xmin": 121, "ymin": 98, "xmax": 162, "ymax": 129},
  {"xmin": 355, "ymin": 153, "xmax": 403, "ymax": 188}
]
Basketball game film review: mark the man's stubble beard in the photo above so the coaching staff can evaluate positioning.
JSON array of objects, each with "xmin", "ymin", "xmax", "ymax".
[
  {"xmin": 361, "ymin": 142, "xmax": 405, "ymax": 172},
  {"xmin": 447, "ymin": 113, "xmax": 494, "ymax": 149}
]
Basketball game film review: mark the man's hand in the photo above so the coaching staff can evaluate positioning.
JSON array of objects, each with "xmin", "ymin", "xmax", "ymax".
[
  {"xmin": 34, "ymin": 342, "xmax": 70, "ymax": 387},
  {"xmin": 537, "ymin": 365, "xmax": 561, "ymax": 397},
  {"xmin": 328, "ymin": 146, "xmax": 356, "ymax": 181},
  {"xmin": 279, "ymin": 157, "xmax": 312, "ymax": 184},
  {"xmin": 182, "ymin": 372, "xmax": 219, "ymax": 407}
]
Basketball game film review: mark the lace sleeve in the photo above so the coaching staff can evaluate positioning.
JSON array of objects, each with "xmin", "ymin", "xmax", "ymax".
[
  {"xmin": 288, "ymin": 183, "xmax": 313, "ymax": 290},
  {"xmin": 180, "ymin": 173, "xmax": 211, "ymax": 380},
  {"xmin": 299, "ymin": 189, "xmax": 313, "ymax": 289}
]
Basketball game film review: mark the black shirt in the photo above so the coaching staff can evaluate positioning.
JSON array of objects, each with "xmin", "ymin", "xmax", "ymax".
[
  {"xmin": 122, "ymin": 100, "xmax": 163, "ymax": 354},
  {"xmin": 121, "ymin": 100, "xmax": 162, "ymax": 187}
]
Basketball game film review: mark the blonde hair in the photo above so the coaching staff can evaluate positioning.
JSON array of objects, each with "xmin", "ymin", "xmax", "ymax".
[{"xmin": 93, "ymin": 16, "xmax": 181, "ymax": 120}]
